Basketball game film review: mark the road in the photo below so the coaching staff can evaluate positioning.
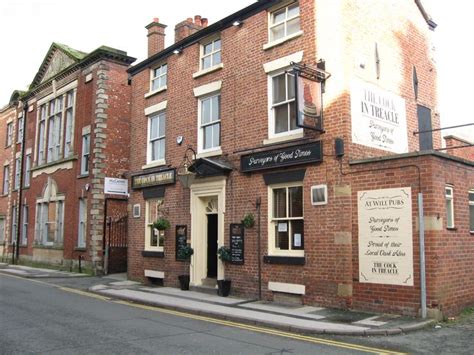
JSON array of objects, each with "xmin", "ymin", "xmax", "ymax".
[{"xmin": 0, "ymin": 273, "xmax": 400, "ymax": 355}]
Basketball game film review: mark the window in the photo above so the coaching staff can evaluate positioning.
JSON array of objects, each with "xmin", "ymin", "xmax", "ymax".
[
  {"xmin": 77, "ymin": 198, "xmax": 87, "ymax": 248},
  {"xmin": 269, "ymin": 184, "xmax": 304, "ymax": 255},
  {"xmin": 469, "ymin": 190, "xmax": 474, "ymax": 233},
  {"xmin": 311, "ymin": 185, "xmax": 327, "ymax": 206},
  {"xmin": 145, "ymin": 199, "xmax": 165, "ymax": 251},
  {"xmin": 199, "ymin": 94, "xmax": 221, "ymax": 152},
  {"xmin": 35, "ymin": 179, "xmax": 65, "ymax": 246},
  {"xmin": 47, "ymin": 96, "xmax": 63, "ymax": 162},
  {"xmin": 11, "ymin": 205, "xmax": 17, "ymax": 244},
  {"xmin": 81, "ymin": 133, "xmax": 90, "ymax": 175},
  {"xmin": 64, "ymin": 91, "xmax": 75, "ymax": 157},
  {"xmin": 17, "ymin": 115, "xmax": 24, "ymax": 143},
  {"xmin": 0, "ymin": 217, "xmax": 5, "ymax": 243},
  {"xmin": 14, "ymin": 158, "xmax": 20, "ymax": 190},
  {"xmin": 201, "ymin": 38, "xmax": 221, "ymax": 70},
  {"xmin": 24, "ymin": 155, "xmax": 31, "ymax": 188},
  {"xmin": 270, "ymin": 71, "xmax": 298, "ymax": 136},
  {"xmin": 6, "ymin": 122, "xmax": 13, "ymax": 146},
  {"xmin": 3, "ymin": 165, "xmax": 9, "ymax": 195},
  {"xmin": 37, "ymin": 89, "xmax": 76, "ymax": 165},
  {"xmin": 21, "ymin": 205, "xmax": 28, "ymax": 245},
  {"xmin": 269, "ymin": 2, "xmax": 300, "ymax": 42},
  {"xmin": 148, "ymin": 112, "xmax": 166, "ymax": 163},
  {"xmin": 445, "ymin": 186, "xmax": 454, "ymax": 228},
  {"xmin": 151, "ymin": 64, "xmax": 167, "ymax": 92}
]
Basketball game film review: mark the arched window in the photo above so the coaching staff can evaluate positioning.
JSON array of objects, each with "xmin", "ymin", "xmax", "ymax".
[{"xmin": 34, "ymin": 178, "xmax": 65, "ymax": 246}]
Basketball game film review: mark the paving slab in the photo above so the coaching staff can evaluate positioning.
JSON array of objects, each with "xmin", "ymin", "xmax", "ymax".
[
  {"xmin": 139, "ymin": 286, "xmax": 245, "ymax": 305},
  {"xmin": 240, "ymin": 301, "xmax": 326, "ymax": 320}
]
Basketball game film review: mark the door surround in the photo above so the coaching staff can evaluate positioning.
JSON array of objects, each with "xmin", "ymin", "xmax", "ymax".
[{"xmin": 190, "ymin": 177, "xmax": 226, "ymax": 286}]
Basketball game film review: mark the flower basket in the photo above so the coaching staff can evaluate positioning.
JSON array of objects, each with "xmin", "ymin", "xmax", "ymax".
[
  {"xmin": 153, "ymin": 217, "xmax": 170, "ymax": 231},
  {"xmin": 217, "ymin": 246, "xmax": 232, "ymax": 262},
  {"xmin": 242, "ymin": 213, "xmax": 255, "ymax": 229}
]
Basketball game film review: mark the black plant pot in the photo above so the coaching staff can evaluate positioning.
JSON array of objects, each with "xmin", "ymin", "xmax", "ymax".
[
  {"xmin": 178, "ymin": 275, "xmax": 190, "ymax": 290},
  {"xmin": 217, "ymin": 280, "xmax": 231, "ymax": 297}
]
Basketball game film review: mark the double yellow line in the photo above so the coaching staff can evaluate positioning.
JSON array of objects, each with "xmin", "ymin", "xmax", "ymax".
[{"xmin": 1, "ymin": 273, "xmax": 405, "ymax": 354}]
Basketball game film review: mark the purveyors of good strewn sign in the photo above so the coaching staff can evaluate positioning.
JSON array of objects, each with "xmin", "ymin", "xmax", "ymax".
[
  {"xmin": 351, "ymin": 78, "xmax": 408, "ymax": 153},
  {"xmin": 104, "ymin": 177, "xmax": 128, "ymax": 196},
  {"xmin": 357, "ymin": 187, "xmax": 413, "ymax": 286}
]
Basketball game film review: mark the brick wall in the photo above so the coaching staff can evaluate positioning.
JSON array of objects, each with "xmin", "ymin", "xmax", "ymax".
[{"xmin": 444, "ymin": 135, "xmax": 474, "ymax": 162}]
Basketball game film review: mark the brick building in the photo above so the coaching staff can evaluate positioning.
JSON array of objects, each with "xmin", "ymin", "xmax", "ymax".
[
  {"xmin": 0, "ymin": 43, "xmax": 135, "ymax": 274},
  {"xmin": 128, "ymin": 0, "xmax": 470, "ymax": 318}
]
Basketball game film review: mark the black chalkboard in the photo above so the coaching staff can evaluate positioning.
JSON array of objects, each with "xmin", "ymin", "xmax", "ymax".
[
  {"xmin": 175, "ymin": 225, "xmax": 188, "ymax": 261},
  {"xmin": 230, "ymin": 223, "xmax": 244, "ymax": 264}
]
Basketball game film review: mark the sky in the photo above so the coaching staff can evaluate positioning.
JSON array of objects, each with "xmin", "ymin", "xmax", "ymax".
[{"xmin": 0, "ymin": 0, "xmax": 472, "ymax": 141}]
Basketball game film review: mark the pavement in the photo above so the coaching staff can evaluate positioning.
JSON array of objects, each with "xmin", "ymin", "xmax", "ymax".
[{"xmin": 0, "ymin": 263, "xmax": 435, "ymax": 336}]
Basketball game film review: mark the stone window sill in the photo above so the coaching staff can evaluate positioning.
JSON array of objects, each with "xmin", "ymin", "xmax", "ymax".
[
  {"xmin": 193, "ymin": 63, "xmax": 224, "ymax": 79},
  {"xmin": 263, "ymin": 131, "xmax": 304, "ymax": 146},
  {"xmin": 447, "ymin": 227, "xmax": 457, "ymax": 231},
  {"xmin": 263, "ymin": 31, "xmax": 303, "ymax": 50},
  {"xmin": 263, "ymin": 255, "xmax": 305, "ymax": 265},
  {"xmin": 144, "ymin": 86, "xmax": 167, "ymax": 99},
  {"xmin": 33, "ymin": 245, "xmax": 64, "ymax": 250},
  {"xmin": 32, "ymin": 156, "xmax": 78, "ymax": 172},
  {"xmin": 77, "ymin": 174, "xmax": 89, "ymax": 179},
  {"xmin": 74, "ymin": 247, "xmax": 87, "ymax": 251},
  {"xmin": 142, "ymin": 250, "xmax": 165, "ymax": 258},
  {"xmin": 142, "ymin": 160, "xmax": 167, "ymax": 170},
  {"xmin": 196, "ymin": 148, "xmax": 222, "ymax": 159}
]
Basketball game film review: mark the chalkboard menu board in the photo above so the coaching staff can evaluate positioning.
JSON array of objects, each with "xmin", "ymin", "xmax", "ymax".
[
  {"xmin": 175, "ymin": 225, "xmax": 188, "ymax": 261},
  {"xmin": 230, "ymin": 223, "xmax": 244, "ymax": 264}
]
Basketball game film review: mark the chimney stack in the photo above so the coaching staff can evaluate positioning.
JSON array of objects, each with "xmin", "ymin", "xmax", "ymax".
[
  {"xmin": 146, "ymin": 18, "xmax": 167, "ymax": 57},
  {"xmin": 174, "ymin": 15, "xmax": 208, "ymax": 43}
]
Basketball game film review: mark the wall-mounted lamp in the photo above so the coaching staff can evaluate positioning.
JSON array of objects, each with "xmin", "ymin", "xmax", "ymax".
[
  {"xmin": 232, "ymin": 20, "xmax": 243, "ymax": 26},
  {"xmin": 173, "ymin": 48, "xmax": 182, "ymax": 55}
]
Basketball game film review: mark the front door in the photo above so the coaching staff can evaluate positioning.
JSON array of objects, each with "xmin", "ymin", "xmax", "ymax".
[{"xmin": 207, "ymin": 214, "xmax": 218, "ymax": 278}]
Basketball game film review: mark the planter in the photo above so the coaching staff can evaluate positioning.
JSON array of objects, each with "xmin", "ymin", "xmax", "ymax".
[
  {"xmin": 217, "ymin": 279, "xmax": 231, "ymax": 297},
  {"xmin": 178, "ymin": 275, "xmax": 190, "ymax": 290}
]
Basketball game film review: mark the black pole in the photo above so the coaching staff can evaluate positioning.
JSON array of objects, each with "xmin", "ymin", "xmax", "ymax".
[
  {"xmin": 256, "ymin": 197, "xmax": 262, "ymax": 300},
  {"xmin": 15, "ymin": 101, "xmax": 28, "ymax": 263}
]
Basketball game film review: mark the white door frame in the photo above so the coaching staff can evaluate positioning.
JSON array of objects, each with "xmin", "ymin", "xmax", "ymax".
[{"xmin": 190, "ymin": 177, "xmax": 226, "ymax": 286}]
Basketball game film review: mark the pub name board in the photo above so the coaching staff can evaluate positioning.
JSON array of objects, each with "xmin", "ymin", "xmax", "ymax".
[
  {"xmin": 131, "ymin": 169, "xmax": 176, "ymax": 189},
  {"xmin": 241, "ymin": 141, "xmax": 322, "ymax": 173}
]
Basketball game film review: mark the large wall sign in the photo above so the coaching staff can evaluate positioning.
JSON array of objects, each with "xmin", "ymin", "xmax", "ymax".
[
  {"xmin": 230, "ymin": 223, "xmax": 244, "ymax": 264},
  {"xmin": 357, "ymin": 187, "xmax": 413, "ymax": 286},
  {"xmin": 241, "ymin": 142, "xmax": 322, "ymax": 173},
  {"xmin": 351, "ymin": 78, "xmax": 408, "ymax": 153},
  {"xmin": 131, "ymin": 169, "xmax": 175, "ymax": 189}
]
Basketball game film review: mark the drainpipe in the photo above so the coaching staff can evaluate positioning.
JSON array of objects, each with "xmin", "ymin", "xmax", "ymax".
[
  {"xmin": 256, "ymin": 197, "xmax": 262, "ymax": 300},
  {"xmin": 14, "ymin": 100, "xmax": 28, "ymax": 263},
  {"xmin": 418, "ymin": 193, "xmax": 427, "ymax": 319}
]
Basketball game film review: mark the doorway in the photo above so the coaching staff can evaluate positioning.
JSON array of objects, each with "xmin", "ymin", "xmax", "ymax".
[{"xmin": 207, "ymin": 214, "xmax": 218, "ymax": 278}]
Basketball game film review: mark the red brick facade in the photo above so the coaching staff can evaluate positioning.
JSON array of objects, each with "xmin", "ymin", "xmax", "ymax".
[{"xmin": 127, "ymin": 0, "xmax": 473, "ymax": 318}]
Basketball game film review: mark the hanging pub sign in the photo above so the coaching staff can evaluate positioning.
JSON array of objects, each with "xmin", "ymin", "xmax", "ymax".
[
  {"xmin": 292, "ymin": 61, "xmax": 330, "ymax": 132},
  {"xmin": 131, "ymin": 168, "xmax": 176, "ymax": 189},
  {"xmin": 230, "ymin": 223, "xmax": 244, "ymax": 264},
  {"xmin": 241, "ymin": 141, "xmax": 322, "ymax": 173}
]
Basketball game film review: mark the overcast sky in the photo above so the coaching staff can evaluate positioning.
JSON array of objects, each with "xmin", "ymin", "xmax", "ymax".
[{"xmin": 0, "ymin": 0, "xmax": 472, "ymax": 141}]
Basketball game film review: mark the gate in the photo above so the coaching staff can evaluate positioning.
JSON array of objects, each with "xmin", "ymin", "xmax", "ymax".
[{"xmin": 103, "ymin": 198, "xmax": 128, "ymax": 274}]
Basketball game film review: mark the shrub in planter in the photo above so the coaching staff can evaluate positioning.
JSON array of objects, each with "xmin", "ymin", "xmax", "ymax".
[
  {"xmin": 242, "ymin": 213, "xmax": 255, "ymax": 228},
  {"xmin": 153, "ymin": 217, "xmax": 171, "ymax": 231},
  {"xmin": 177, "ymin": 245, "xmax": 194, "ymax": 291},
  {"xmin": 217, "ymin": 246, "xmax": 232, "ymax": 262}
]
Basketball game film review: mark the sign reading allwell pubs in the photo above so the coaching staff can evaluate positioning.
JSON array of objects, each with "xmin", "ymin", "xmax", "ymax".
[
  {"xmin": 357, "ymin": 187, "xmax": 413, "ymax": 286},
  {"xmin": 240, "ymin": 142, "xmax": 322, "ymax": 173},
  {"xmin": 351, "ymin": 78, "xmax": 408, "ymax": 153}
]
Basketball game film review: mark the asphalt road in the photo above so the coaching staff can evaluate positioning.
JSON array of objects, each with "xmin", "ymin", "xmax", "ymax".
[{"xmin": 0, "ymin": 273, "xmax": 398, "ymax": 355}]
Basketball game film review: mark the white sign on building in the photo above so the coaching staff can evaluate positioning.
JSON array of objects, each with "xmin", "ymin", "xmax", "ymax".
[
  {"xmin": 104, "ymin": 177, "xmax": 128, "ymax": 196},
  {"xmin": 351, "ymin": 78, "xmax": 408, "ymax": 153},
  {"xmin": 357, "ymin": 187, "xmax": 413, "ymax": 286}
]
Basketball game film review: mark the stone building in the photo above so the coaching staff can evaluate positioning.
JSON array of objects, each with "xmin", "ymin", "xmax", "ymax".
[{"xmin": 1, "ymin": 43, "xmax": 135, "ymax": 274}]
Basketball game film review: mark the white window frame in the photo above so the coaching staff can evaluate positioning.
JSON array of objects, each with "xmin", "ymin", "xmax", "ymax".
[
  {"xmin": 0, "ymin": 216, "xmax": 5, "ymax": 243},
  {"xmin": 11, "ymin": 204, "xmax": 17, "ymax": 244},
  {"xmin": 264, "ymin": 1, "xmax": 302, "ymax": 50},
  {"xmin": 24, "ymin": 154, "xmax": 31, "ymax": 188},
  {"xmin": 3, "ymin": 165, "xmax": 9, "ymax": 195},
  {"xmin": 267, "ymin": 69, "xmax": 302, "ymax": 141},
  {"xmin": 14, "ymin": 158, "xmax": 20, "ymax": 190},
  {"xmin": 17, "ymin": 115, "xmax": 24, "ymax": 143},
  {"xmin": 445, "ymin": 185, "xmax": 455, "ymax": 229},
  {"xmin": 46, "ymin": 96, "xmax": 63, "ymax": 163},
  {"xmin": 198, "ymin": 93, "xmax": 221, "ymax": 155},
  {"xmin": 150, "ymin": 63, "xmax": 167, "ymax": 93},
  {"xmin": 311, "ymin": 184, "xmax": 328, "ymax": 206},
  {"xmin": 81, "ymin": 133, "xmax": 90, "ymax": 175},
  {"xmin": 268, "ymin": 182, "xmax": 304, "ymax": 257},
  {"xmin": 77, "ymin": 198, "xmax": 87, "ymax": 248},
  {"xmin": 147, "ymin": 111, "xmax": 166, "ymax": 165},
  {"xmin": 34, "ymin": 180, "xmax": 65, "ymax": 246},
  {"xmin": 21, "ymin": 205, "xmax": 28, "ymax": 245},
  {"xmin": 64, "ymin": 90, "xmax": 76, "ymax": 157},
  {"xmin": 469, "ymin": 189, "xmax": 474, "ymax": 233},
  {"xmin": 6, "ymin": 122, "xmax": 13, "ymax": 146},
  {"xmin": 200, "ymin": 37, "xmax": 221, "ymax": 71},
  {"xmin": 144, "ymin": 199, "xmax": 165, "ymax": 252}
]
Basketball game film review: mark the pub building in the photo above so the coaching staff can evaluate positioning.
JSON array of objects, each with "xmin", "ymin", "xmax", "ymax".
[{"xmin": 127, "ymin": 0, "xmax": 473, "ymax": 318}]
